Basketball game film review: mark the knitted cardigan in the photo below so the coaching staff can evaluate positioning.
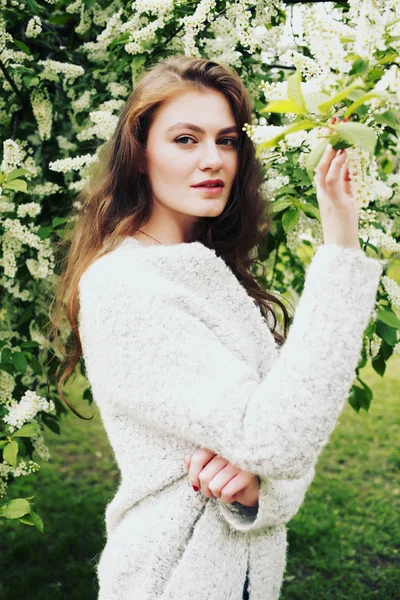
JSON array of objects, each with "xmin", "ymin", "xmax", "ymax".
[{"xmin": 77, "ymin": 236, "xmax": 383, "ymax": 600}]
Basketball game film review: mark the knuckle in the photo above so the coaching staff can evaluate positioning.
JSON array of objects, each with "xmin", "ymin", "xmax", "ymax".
[
  {"xmin": 198, "ymin": 472, "xmax": 207, "ymax": 484},
  {"xmin": 191, "ymin": 455, "xmax": 203, "ymax": 467},
  {"xmin": 208, "ymin": 484, "xmax": 219, "ymax": 496},
  {"xmin": 221, "ymin": 491, "xmax": 234, "ymax": 504}
]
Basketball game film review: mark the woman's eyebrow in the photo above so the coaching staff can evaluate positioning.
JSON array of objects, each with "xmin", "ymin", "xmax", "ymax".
[{"xmin": 166, "ymin": 122, "xmax": 239, "ymax": 134}]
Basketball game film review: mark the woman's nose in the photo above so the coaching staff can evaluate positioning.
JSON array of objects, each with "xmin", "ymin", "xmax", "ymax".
[{"xmin": 199, "ymin": 144, "xmax": 223, "ymax": 168}]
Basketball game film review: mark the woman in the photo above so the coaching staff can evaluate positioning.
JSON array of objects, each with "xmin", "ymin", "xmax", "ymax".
[{"xmin": 52, "ymin": 55, "xmax": 383, "ymax": 599}]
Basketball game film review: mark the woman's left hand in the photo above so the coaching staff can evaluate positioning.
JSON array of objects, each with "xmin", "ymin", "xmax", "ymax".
[{"xmin": 184, "ymin": 448, "xmax": 260, "ymax": 508}]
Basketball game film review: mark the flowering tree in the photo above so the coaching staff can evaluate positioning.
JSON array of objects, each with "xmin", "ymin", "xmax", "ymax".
[{"xmin": 0, "ymin": 0, "xmax": 399, "ymax": 529}]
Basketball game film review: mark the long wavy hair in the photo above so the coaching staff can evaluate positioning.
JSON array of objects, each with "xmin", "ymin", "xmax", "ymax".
[{"xmin": 48, "ymin": 54, "xmax": 292, "ymax": 419}]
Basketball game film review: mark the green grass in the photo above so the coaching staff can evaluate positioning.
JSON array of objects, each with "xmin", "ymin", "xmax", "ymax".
[
  {"xmin": 1, "ymin": 258, "xmax": 399, "ymax": 600},
  {"xmin": 281, "ymin": 354, "xmax": 400, "ymax": 600}
]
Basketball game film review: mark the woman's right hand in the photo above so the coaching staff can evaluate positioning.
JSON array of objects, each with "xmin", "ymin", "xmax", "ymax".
[{"xmin": 314, "ymin": 144, "xmax": 361, "ymax": 250}]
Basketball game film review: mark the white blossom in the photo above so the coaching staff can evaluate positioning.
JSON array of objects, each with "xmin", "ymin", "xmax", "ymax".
[
  {"xmin": 30, "ymin": 88, "xmax": 53, "ymax": 141},
  {"xmin": 3, "ymin": 390, "xmax": 55, "ymax": 433},
  {"xmin": 381, "ymin": 276, "xmax": 400, "ymax": 309},
  {"xmin": 26, "ymin": 16, "xmax": 42, "ymax": 39}
]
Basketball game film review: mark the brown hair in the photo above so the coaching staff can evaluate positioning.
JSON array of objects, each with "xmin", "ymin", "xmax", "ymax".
[{"xmin": 48, "ymin": 54, "xmax": 292, "ymax": 419}]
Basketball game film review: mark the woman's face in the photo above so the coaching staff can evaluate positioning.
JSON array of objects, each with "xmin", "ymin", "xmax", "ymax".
[{"xmin": 140, "ymin": 88, "xmax": 240, "ymax": 237}]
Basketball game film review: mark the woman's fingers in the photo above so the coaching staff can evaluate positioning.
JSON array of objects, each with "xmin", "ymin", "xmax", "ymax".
[
  {"xmin": 184, "ymin": 451, "xmax": 260, "ymax": 506},
  {"xmin": 218, "ymin": 471, "xmax": 258, "ymax": 506},
  {"xmin": 314, "ymin": 144, "xmax": 337, "ymax": 181},
  {"xmin": 340, "ymin": 160, "xmax": 352, "ymax": 196},
  {"xmin": 316, "ymin": 147, "xmax": 353, "ymax": 205},
  {"xmin": 325, "ymin": 150, "xmax": 347, "ymax": 190},
  {"xmin": 199, "ymin": 458, "xmax": 238, "ymax": 499},
  {"xmin": 186, "ymin": 448, "xmax": 218, "ymax": 490}
]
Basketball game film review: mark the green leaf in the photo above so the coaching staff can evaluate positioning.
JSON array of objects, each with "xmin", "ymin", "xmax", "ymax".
[
  {"xmin": 344, "ymin": 92, "xmax": 383, "ymax": 119},
  {"xmin": 3, "ymin": 440, "xmax": 19, "ymax": 468},
  {"xmin": 12, "ymin": 423, "xmax": 41, "ymax": 438},
  {"xmin": 349, "ymin": 58, "xmax": 369, "ymax": 76},
  {"xmin": 274, "ymin": 186, "xmax": 298, "ymax": 197},
  {"xmin": 16, "ymin": 305, "xmax": 34, "ymax": 328},
  {"xmin": 4, "ymin": 179, "xmax": 28, "ymax": 193},
  {"xmin": 36, "ymin": 226, "xmax": 52, "ymax": 240},
  {"xmin": 260, "ymin": 99, "xmax": 306, "ymax": 115},
  {"xmin": 376, "ymin": 322, "xmax": 397, "ymax": 346},
  {"xmin": 20, "ymin": 341, "xmax": 40, "ymax": 349},
  {"xmin": 131, "ymin": 55, "xmax": 147, "ymax": 79},
  {"xmin": 371, "ymin": 354, "xmax": 386, "ymax": 376},
  {"xmin": 333, "ymin": 122, "xmax": 377, "ymax": 155},
  {"xmin": 12, "ymin": 352, "xmax": 28, "ymax": 372},
  {"xmin": 24, "ymin": 0, "xmax": 42, "ymax": 13},
  {"xmin": 0, "ymin": 498, "xmax": 31, "ymax": 520},
  {"xmin": 20, "ymin": 509, "xmax": 44, "ymax": 533},
  {"xmin": 2, "ymin": 348, "xmax": 12, "ymax": 363},
  {"xmin": 0, "ymin": 363, "xmax": 13, "ymax": 376},
  {"xmin": 12, "ymin": 40, "xmax": 32, "ymax": 55},
  {"xmin": 0, "ymin": 440, "xmax": 8, "ymax": 448},
  {"xmin": 4, "ymin": 168, "xmax": 32, "ymax": 183},
  {"xmin": 19, "ymin": 514, "xmax": 35, "ymax": 527},
  {"xmin": 282, "ymin": 208, "xmax": 300, "ymax": 233},
  {"xmin": 301, "ymin": 202, "xmax": 321, "ymax": 221},
  {"xmin": 287, "ymin": 70, "xmax": 306, "ymax": 112},
  {"xmin": 374, "ymin": 110, "xmax": 400, "ymax": 131},
  {"xmin": 41, "ymin": 413, "xmax": 60, "ymax": 435},
  {"xmin": 293, "ymin": 168, "xmax": 311, "ymax": 184},
  {"xmin": 376, "ymin": 53, "xmax": 398, "ymax": 65},
  {"xmin": 83, "ymin": 386, "xmax": 93, "ymax": 405},
  {"xmin": 256, "ymin": 120, "xmax": 315, "ymax": 155},
  {"xmin": 38, "ymin": 71, "xmax": 60, "ymax": 83},
  {"xmin": 52, "ymin": 216, "xmax": 69, "ymax": 228},
  {"xmin": 271, "ymin": 198, "xmax": 293, "ymax": 213},
  {"xmin": 340, "ymin": 35, "xmax": 356, "ymax": 43},
  {"xmin": 377, "ymin": 310, "xmax": 400, "ymax": 330},
  {"xmin": 305, "ymin": 139, "xmax": 329, "ymax": 180},
  {"xmin": 318, "ymin": 81, "xmax": 366, "ymax": 114},
  {"xmin": 109, "ymin": 32, "xmax": 131, "ymax": 51},
  {"xmin": 303, "ymin": 92, "xmax": 331, "ymax": 115},
  {"xmin": 348, "ymin": 383, "xmax": 372, "ymax": 412},
  {"xmin": 23, "ymin": 76, "xmax": 40, "ymax": 89},
  {"xmin": 381, "ymin": 157, "xmax": 393, "ymax": 174},
  {"xmin": 365, "ymin": 321, "xmax": 377, "ymax": 338}
]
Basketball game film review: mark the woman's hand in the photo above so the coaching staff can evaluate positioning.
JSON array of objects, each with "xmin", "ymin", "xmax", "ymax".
[
  {"xmin": 184, "ymin": 448, "xmax": 260, "ymax": 508},
  {"xmin": 314, "ymin": 145, "xmax": 361, "ymax": 250}
]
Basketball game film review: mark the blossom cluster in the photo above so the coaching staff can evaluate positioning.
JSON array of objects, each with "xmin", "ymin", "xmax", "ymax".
[
  {"xmin": 25, "ymin": 16, "xmax": 42, "ymax": 39},
  {"xmin": 0, "ymin": 459, "xmax": 41, "ymax": 498},
  {"xmin": 2, "ymin": 390, "xmax": 56, "ymax": 433}
]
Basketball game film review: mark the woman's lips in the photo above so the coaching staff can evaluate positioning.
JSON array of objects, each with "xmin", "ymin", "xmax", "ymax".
[{"xmin": 192, "ymin": 185, "xmax": 223, "ymax": 195}]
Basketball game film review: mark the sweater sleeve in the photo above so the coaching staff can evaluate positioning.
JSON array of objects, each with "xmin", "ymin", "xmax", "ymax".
[
  {"xmin": 78, "ymin": 244, "xmax": 382, "ymax": 482},
  {"xmin": 216, "ymin": 465, "xmax": 316, "ymax": 532}
]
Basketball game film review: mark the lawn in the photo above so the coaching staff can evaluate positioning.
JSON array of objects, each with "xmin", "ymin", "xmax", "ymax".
[{"xmin": 1, "ymin": 261, "xmax": 399, "ymax": 600}]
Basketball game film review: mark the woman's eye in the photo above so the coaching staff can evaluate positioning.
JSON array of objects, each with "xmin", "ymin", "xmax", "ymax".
[{"xmin": 175, "ymin": 136, "xmax": 238, "ymax": 147}]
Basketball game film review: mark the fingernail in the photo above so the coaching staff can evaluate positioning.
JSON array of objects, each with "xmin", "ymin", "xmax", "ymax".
[{"xmin": 192, "ymin": 485, "xmax": 199, "ymax": 492}]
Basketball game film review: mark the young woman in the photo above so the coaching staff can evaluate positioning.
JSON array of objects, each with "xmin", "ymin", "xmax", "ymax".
[{"xmin": 52, "ymin": 55, "xmax": 383, "ymax": 599}]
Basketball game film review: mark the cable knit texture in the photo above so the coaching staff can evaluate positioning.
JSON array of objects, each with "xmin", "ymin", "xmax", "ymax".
[{"xmin": 78, "ymin": 236, "xmax": 383, "ymax": 600}]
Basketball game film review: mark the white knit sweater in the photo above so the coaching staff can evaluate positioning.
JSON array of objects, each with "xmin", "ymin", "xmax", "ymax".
[{"xmin": 78, "ymin": 237, "xmax": 383, "ymax": 600}]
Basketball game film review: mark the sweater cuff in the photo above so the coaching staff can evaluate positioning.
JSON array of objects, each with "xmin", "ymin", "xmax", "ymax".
[{"xmin": 217, "ymin": 466, "xmax": 316, "ymax": 532}]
